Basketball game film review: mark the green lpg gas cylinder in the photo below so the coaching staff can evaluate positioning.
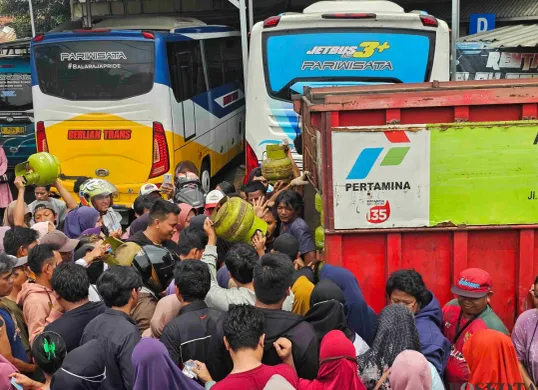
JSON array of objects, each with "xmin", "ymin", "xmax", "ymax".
[
  {"xmin": 211, "ymin": 197, "xmax": 267, "ymax": 243},
  {"xmin": 15, "ymin": 152, "xmax": 61, "ymax": 186},
  {"xmin": 315, "ymin": 225, "xmax": 325, "ymax": 250},
  {"xmin": 261, "ymin": 145, "xmax": 293, "ymax": 184}
]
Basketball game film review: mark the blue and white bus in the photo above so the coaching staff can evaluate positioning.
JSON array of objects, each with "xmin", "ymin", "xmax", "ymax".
[
  {"xmin": 0, "ymin": 44, "xmax": 36, "ymax": 167},
  {"xmin": 245, "ymin": 0, "xmax": 450, "ymax": 174},
  {"xmin": 31, "ymin": 16, "xmax": 244, "ymax": 208}
]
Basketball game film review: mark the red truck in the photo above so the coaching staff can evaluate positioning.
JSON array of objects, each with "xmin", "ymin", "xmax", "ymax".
[{"xmin": 294, "ymin": 79, "xmax": 538, "ymax": 329}]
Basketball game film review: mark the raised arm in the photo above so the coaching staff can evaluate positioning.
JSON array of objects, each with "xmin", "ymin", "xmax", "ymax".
[
  {"xmin": 53, "ymin": 179, "xmax": 78, "ymax": 211},
  {"xmin": 13, "ymin": 177, "xmax": 26, "ymax": 227}
]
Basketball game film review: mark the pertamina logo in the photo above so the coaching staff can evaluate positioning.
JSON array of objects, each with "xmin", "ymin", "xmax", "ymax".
[{"xmin": 345, "ymin": 131, "xmax": 412, "ymax": 195}]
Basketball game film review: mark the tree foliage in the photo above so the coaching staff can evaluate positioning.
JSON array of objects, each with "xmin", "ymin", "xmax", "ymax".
[{"xmin": 0, "ymin": 0, "xmax": 70, "ymax": 38}]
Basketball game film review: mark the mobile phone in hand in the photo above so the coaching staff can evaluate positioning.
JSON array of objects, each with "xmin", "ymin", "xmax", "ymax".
[
  {"xmin": 11, "ymin": 378, "xmax": 23, "ymax": 390},
  {"xmin": 162, "ymin": 174, "xmax": 173, "ymax": 186}
]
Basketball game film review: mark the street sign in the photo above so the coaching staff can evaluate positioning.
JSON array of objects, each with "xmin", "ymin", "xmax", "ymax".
[{"xmin": 469, "ymin": 14, "xmax": 496, "ymax": 35}]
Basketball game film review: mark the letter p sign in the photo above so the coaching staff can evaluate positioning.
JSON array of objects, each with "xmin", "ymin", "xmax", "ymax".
[{"xmin": 469, "ymin": 14, "xmax": 496, "ymax": 35}]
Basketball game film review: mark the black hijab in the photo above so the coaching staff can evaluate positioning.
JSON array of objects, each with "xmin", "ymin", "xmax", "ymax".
[
  {"xmin": 357, "ymin": 304, "xmax": 421, "ymax": 390},
  {"xmin": 305, "ymin": 279, "xmax": 355, "ymax": 343},
  {"xmin": 50, "ymin": 340, "xmax": 107, "ymax": 390}
]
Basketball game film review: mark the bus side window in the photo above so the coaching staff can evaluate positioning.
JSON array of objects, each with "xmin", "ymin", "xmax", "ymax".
[
  {"xmin": 222, "ymin": 36, "xmax": 243, "ymax": 85},
  {"xmin": 204, "ymin": 38, "xmax": 225, "ymax": 89},
  {"xmin": 167, "ymin": 41, "xmax": 206, "ymax": 102}
]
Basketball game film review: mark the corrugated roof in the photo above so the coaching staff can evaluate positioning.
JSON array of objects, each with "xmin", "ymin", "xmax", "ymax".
[
  {"xmin": 458, "ymin": 24, "xmax": 538, "ymax": 47},
  {"xmin": 402, "ymin": 0, "xmax": 538, "ymax": 22}
]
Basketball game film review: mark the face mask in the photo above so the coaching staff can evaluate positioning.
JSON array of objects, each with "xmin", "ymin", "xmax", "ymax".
[{"xmin": 268, "ymin": 184, "xmax": 274, "ymax": 193}]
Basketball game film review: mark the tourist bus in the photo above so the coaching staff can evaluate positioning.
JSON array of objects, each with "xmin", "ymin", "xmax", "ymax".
[
  {"xmin": 0, "ymin": 41, "xmax": 36, "ymax": 167},
  {"xmin": 245, "ymin": 0, "xmax": 450, "ymax": 175},
  {"xmin": 30, "ymin": 16, "xmax": 244, "ymax": 213}
]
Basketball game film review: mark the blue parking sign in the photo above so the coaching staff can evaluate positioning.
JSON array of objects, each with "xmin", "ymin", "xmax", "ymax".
[{"xmin": 469, "ymin": 14, "xmax": 496, "ymax": 35}]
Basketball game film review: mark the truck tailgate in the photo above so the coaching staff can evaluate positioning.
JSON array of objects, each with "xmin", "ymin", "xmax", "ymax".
[{"xmin": 297, "ymin": 79, "xmax": 538, "ymax": 329}]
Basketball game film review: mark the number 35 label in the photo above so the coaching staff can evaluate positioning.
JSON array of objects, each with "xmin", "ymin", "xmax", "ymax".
[
  {"xmin": 367, "ymin": 201, "xmax": 391, "ymax": 224},
  {"xmin": 353, "ymin": 41, "xmax": 391, "ymax": 58}
]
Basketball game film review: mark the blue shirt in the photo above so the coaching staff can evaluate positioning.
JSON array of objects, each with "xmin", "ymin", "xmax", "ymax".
[
  {"xmin": 0, "ymin": 308, "xmax": 28, "ymax": 362},
  {"xmin": 281, "ymin": 217, "xmax": 316, "ymax": 256}
]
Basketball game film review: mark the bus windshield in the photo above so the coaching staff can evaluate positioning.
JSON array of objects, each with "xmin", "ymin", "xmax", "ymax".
[
  {"xmin": 34, "ymin": 40, "xmax": 155, "ymax": 101},
  {"xmin": 0, "ymin": 72, "xmax": 32, "ymax": 111},
  {"xmin": 264, "ymin": 29, "xmax": 434, "ymax": 101}
]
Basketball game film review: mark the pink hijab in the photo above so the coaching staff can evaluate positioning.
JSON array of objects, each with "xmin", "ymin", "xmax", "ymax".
[
  {"xmin": 388, "ymin": 350, "xmax": 432, "ymax": 390},
  {"xmin": 32, "ymin": 221, "xmax": 54, "ymax": 241},
  {"xmin": 171, "ymin": 203, "xmax": 194, "ymax": 243},
  {"xmin": 0, "ymin": 353, "xmax": 18, "ymax": 390},
  {"xmin": 0, "ymin": 149, "xmax": 12, "ymax": 209},
  {"xmin": 2, "ymin": 201, "xmax": 30, "ymax": 228}
]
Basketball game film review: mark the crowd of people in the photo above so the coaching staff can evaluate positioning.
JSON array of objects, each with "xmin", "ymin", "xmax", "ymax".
[{"xmin": 0, "ymin": 155, "xmax": 535, "ymax": 390}]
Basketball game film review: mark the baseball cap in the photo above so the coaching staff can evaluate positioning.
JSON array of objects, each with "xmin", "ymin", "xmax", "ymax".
[
  {"xmin": 139, "ymin": 183, "xmax": 161, "ymax": 196},
  {"xmin": 6, "ymin": 254, "xmax": 25, "ymax": 268},
  {"xmin": 273, "ymin": 233, "xmax": 300, "ymax": 261},
  {"xmin": 205, "ymin": 190, "xmax": 225, "ymax": 209},
  {"xmin": 451, "ymin": 268, "xmax": 492, "ymax": 298},
  {"xmin": 40, "ymin": 231, "xmax": 80, "ymax": 253},
  {"xmin": 33, "ymin": 201, "xmax": 59, "ymax": 216}
]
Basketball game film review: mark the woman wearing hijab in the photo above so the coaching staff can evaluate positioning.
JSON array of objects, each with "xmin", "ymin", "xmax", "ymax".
[
  {"xmin": 389, "ymin": 350, "xmax": 444, "ymax": 390},
  {"xmin": 0, "ymin": 354, "xmax": 18, "ymax": 390},
  {"xmin": 32, "ymin": 221, "xmax": 56, "ymax": 241},
  {"xmin": 358, "ymin": 304, "xmax": 421, "ymax": 390},
  {"xmin": 64, "ymin": 206, "xmax": 101, "ymax": 239},
  {"xmin": 512, "ymin": 276, "xmax": 538, "ymax": 387},
  {"xmin": 306, "ymin": 279, "xmax": 369, "ymax": 355},
  {"xmin": 298, "ymin": 330, "xmax": 366, "ymax": 390},
  {"xmin": 0, "ymin": 148, "xmax": 12, "ymax": 219},
  {"xmin": 320, "ymin": 264, "xmax": 377, "ymax": 346},
  {"xmin": 463, "ymin": 329, "xmax": 522, "ymax": 388},
  {"xmin": 50, "ymin": 340, "xmax": 107, "ymax": 390},
  {"xmin": 171, "ymin": 203, "xmax": 195, "ymax": 243},
  {"xmin": 2, "ymin": 200, "xmax": 31, "ymax": 228},
  {"xmin": 132, "ymin": 338, "xmax": 204, "ymax": 390},
  {"xmin": 263, "ymin": 375, "xmax": 296, "ymax": 390}
]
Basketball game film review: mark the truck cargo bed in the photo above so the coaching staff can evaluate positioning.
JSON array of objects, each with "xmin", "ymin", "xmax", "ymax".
[{"xmin": 296, "ymin": 79, "xmax": 538, "ymax": 329}]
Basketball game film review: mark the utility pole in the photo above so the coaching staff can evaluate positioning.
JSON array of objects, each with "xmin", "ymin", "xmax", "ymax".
[
  {"xmin": 86, "ymin": 0, "xmax": 93, "ymax": 28},
  {"xmin": 451, "ymin": 0, "xmax": 460, "ymax": 80},
  {"xmin": 28, "ymin": 0, "xmax": 36, "ymax": 37}
]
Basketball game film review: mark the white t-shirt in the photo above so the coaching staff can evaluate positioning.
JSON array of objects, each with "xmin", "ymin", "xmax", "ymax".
[{"xmin": 353, "ymin": 333, "xmax": 370, "ymax": 356}]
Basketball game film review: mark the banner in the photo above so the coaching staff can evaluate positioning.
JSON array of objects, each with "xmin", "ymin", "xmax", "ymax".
[
  {"xmin": 456, "ymin": 44, "xmax": 538, "ymax": 81},
  {"xmin": 331, "ymin": 122, "xmax": 538, "ymax": 229}
]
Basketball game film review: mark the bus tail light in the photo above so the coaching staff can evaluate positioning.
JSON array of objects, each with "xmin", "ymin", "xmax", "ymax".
[
  {"xmin": 32, "ymin": 35, "xmax": 44, "ymax": 43},
  {"xmin": 263, "ymin": 16, "xmax": 281, "ymax": 28},
  {"xmin": 36, "ymin": 121, "xmax": 48, "ymax": 152},
  {"xmin": 142, "ymin": 31, "xmax": 155, "ymax": 39},
  {"xmin": 149, "ymin": 122, "xmax": 170, "ymax": 179},
  {"xmin": 420, "ymin": 15, "xmax": 438, "ymax": 27},
  {"xmin": 244, "ymin": 141, "xmax": 259, "ymax": 184},
  {"xmin": 322, "ymin": 13, "xmax": 376, "ymax": 19}
]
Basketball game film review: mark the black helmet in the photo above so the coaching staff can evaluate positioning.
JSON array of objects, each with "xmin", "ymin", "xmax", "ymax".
[
  {"xmin": 131, "ymin": 245, "xmax": 176, "ymax": 295},
  {"xmin": 173, "ymin": 172, "xmax": 205, "ymax": 209}
]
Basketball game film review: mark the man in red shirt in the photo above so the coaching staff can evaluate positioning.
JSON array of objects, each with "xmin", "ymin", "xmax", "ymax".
[
  {"xmin": 195, "ymin": 304, "xmax": 298, "ymax": 390},
  {"xmin": 442, "ymin": 268, "xmax": 508, "ymax": 386}
]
